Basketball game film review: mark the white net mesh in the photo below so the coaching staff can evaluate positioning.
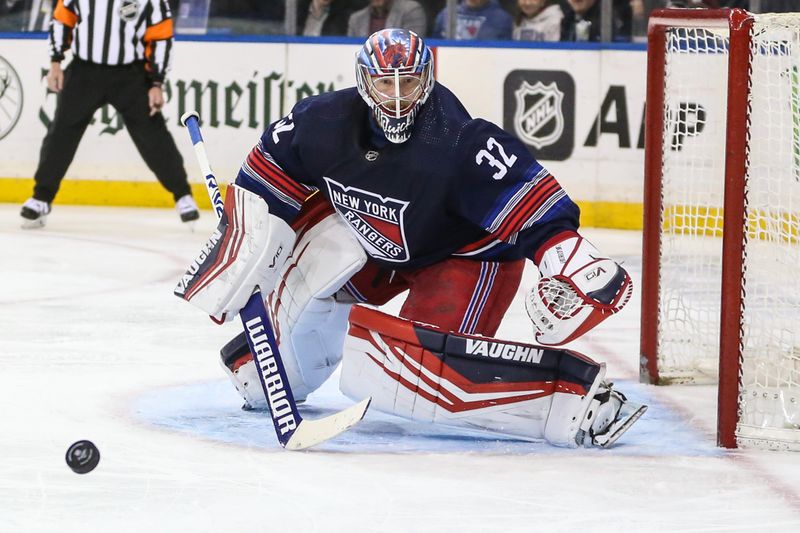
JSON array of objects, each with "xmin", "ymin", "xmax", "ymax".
[
  {"xmin": 657, "ymin": 13, "xmax": 800, "ymax": 449},
  {"xmin": 659, "ymin": 25, "xmax": 729, "ymax": 383},
  {"xmin": 738, "ymin": 14, "xmax": 800, "ymax": 449}
]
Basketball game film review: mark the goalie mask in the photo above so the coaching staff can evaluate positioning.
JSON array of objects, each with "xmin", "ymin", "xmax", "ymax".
[{"xmin": 356, "ymin": 28, "xmax": 434, "ymax": 144}]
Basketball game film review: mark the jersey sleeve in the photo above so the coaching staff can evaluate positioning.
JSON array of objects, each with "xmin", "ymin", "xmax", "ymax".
[
  {"xmin": 234, "ymin": 100, "xmax": 319, "ymax": 223},
  {"xmin": 49, "ymin": 0, "xmax": 78, "ymax": 62},
  {"xmin": 452, "ymin": 119, "xmax": 579, "ymax": 260},
  {"xmin": 142, "ymin": 0, "xmax": 175, "ymax": 83}
]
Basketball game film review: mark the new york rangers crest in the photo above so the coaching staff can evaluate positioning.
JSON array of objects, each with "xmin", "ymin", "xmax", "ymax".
[
  {"xmin": 514, "ymin": 81, "xmax": 565, "ymax": 150},
  {"xmin": 324, "ymin": 177, "xmax": 410, "ymax": 262}
]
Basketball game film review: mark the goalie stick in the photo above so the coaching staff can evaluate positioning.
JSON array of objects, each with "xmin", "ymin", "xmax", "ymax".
[{"xmin": 180, "ymin": 111, "xmax": 371, "ymax": 450}]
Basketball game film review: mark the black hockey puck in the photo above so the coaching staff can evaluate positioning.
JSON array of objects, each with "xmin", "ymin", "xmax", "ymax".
[{"xmin": 66, "ymin": 440, "xmax": 100, "ymax": 474}]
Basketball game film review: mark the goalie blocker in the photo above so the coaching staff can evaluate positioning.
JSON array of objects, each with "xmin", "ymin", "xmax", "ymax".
[{"xmin": 173, "ymin": 184, "xmax": 296, "ymax": 322}]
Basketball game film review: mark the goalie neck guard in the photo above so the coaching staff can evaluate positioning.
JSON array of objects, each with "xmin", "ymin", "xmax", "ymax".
[{"xmin": 355, "ymin": 28, "xmax": 434, "ymax": 144}]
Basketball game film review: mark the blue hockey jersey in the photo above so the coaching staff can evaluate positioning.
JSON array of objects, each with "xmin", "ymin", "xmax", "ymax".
[{"xmin": 235, "ymin": 83, "xmax": 579, "ymax": 271}]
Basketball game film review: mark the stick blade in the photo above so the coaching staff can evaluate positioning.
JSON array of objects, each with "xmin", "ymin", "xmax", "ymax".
[{"xmin": 284, "ymin": 397, "xmax": 372, "ymax": 451}]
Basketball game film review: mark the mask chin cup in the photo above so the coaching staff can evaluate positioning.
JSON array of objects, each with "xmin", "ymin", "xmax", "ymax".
[{"xmin": 373, "ymin": 106, "xmax": 418, "ymax": 144}]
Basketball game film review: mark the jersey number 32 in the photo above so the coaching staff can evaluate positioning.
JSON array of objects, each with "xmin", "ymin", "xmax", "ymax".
[{"xmin": 475, "ymin": 137, "xmax": 517, "ymax": 180}]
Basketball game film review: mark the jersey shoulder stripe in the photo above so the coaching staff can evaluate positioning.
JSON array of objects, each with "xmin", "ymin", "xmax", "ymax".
[
  {"xmin": 239, "ymin": 163, "xmax": 304, "ymax": 212},
  {"xmin": 246, "ymin": 142, "xmax": 312, "ymax": 204},
  {"xmin": 485, "ymin": 170, "xmax": 567, "ymax": 242}
]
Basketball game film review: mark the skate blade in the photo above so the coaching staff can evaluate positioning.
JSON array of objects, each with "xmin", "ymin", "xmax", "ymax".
[
  {"xmin": 596, "ymin": 403, "xmax": 648, "ymax": 448},
  {"xmin": 20, "ymin": 217, "xmax": 47, "ymax": 230}
]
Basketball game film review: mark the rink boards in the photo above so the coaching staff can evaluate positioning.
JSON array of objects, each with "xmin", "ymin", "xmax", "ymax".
[{"xmin": 0, "ymin": 37, "xmax": 650, "ymax": 228}]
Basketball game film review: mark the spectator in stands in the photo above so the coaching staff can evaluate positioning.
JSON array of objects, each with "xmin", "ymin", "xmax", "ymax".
[
  {"xmin": 629, "ymin": 0, "xmax": 646, "ymax": 40},
  {"xmin": 433, "ymin": 0, "xmax": 513, "ymax": 40},
  {"xmin": 513, "ymin": 0, "xmax": 564, "ymax": 41},
  {"xmin": 299, "ymin": 0, "xmax": 355, "ymax": 36},
  {"xmin": 347, "ymin": 0, "xmax": 427, "ymax": 37},
  {"xmin": 0, "ymin": 0, "xmax": 26, "ymax": 31},
  {"xmin": 561, "ymin": 0, "xmax": 632, "ymax": 42}
]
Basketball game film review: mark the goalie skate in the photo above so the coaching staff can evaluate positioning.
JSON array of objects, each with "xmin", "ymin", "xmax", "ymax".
[{"xmin": 577, "ymin": 384, "xmax": 647, "ymax": 448}]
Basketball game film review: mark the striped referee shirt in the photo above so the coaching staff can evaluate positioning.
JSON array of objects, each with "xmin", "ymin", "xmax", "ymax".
[{"xmin": 49, "ymin": 0, "xmax": 174, "ymax": 83}]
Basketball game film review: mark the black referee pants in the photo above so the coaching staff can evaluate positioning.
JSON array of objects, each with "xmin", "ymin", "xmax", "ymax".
[{"xmin": 33, "ymin": 58, "xmax": 191, "ymax": 203}]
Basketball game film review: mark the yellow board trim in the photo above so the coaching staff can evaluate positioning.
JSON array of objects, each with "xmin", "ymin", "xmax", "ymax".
[
  {"xmin": 577, "ymin": 200, "xmax": 643, "ymax": 230},
  {"xmin": 0, "ymin": 178, "xmax": 644, "ymax": 230},
  {"xmin": 662, "ymin": 204, "xmax": 800, "ymax": 243},
  {"xmin": 0, "ymin": 178, "xmax": 226, "ymax": 210}
]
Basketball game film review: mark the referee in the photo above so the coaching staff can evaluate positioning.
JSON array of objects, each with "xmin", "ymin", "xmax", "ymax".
[{"xmin": 20, "ymin": 0, "xmax": 199, "ymax": 228}]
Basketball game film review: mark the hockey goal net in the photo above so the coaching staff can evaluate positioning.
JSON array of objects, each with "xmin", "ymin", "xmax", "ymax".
[{"xmin": 641, "ymin": 8, "xmax": 800, "ymax": 450}]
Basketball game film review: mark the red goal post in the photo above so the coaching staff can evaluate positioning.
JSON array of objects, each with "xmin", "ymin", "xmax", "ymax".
[{"xmin": 641, "ymin": 8, "xmax": 800, "ymax": 450}]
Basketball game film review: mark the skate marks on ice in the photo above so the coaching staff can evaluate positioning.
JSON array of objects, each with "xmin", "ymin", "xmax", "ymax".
[{"xmin": 131, "ymin": 376, "xmax": 720, "ymax": 457}]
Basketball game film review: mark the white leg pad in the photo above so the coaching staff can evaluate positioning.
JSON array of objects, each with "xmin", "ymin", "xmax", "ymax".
[
  {"xmin": 281, "ymin": 296, "xmax": 355, "ymax": 399},
  {"xmin": 338, "ymin": 306, "xmax": 643, "ymax": 447},
  {"xmin": 226, "ymin": 213, "xmax": 367, "ymax": 409},
  {"xmin": 340, "ymin": 307, "xmax": 558, "ymax": 442},
  {"xmin": 543, "ymin": 364, "xmax": 606, "ymax": 447},
  {"xmin": 341, "ymin": 338, "xmax": 552, "ymax": 441}
]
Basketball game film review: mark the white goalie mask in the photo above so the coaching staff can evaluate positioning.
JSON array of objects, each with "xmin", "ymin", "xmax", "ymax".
[{"xmin": 355, "ymin": 28, "xmax": 435, "ymax": 144}]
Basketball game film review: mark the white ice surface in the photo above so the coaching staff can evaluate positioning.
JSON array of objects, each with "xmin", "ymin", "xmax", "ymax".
[{"xmin": 1, "ymin": 204, "xmax": 799, "ymax": 532}]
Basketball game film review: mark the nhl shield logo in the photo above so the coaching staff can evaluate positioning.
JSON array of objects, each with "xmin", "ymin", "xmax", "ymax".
[
  {"xmin": 324, "ymin": 177, "xmax": 410, "ymax": 263},
  {"xmin": 119, "ymin": 0, "xmax": 140, "ymax": 22},
  {"xmin": 513, "ymin": 81, "xmax": 565, "ymax": 150}
]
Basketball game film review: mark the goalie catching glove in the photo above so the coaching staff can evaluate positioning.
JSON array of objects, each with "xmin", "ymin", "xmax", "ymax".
[
  {"xmin": 173, "ymin": 185, "xmax": 296, "ymax": 321},
  {"xmin": 526, "ymin": 231, "xmax": 633, "ymax": 346}
]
